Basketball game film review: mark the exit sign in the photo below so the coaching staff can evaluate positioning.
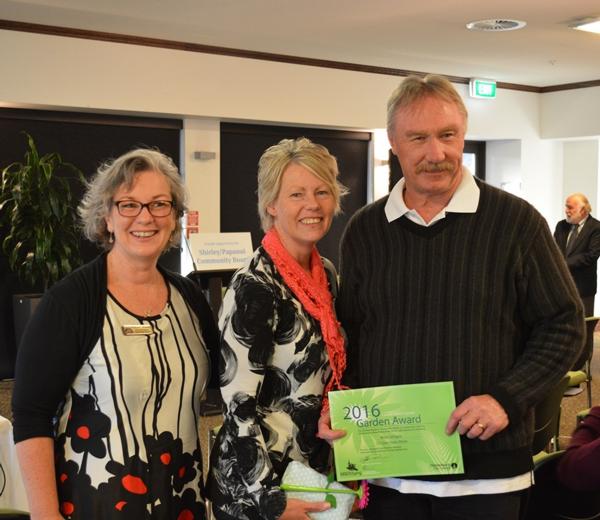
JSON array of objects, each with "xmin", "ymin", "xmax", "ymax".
[{"xmin": 469, "ymin": 79, "xmax": 497, "ymax": 99}]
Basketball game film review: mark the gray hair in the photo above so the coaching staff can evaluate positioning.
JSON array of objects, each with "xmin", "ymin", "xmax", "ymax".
[
  {"xmin": 78, "ymin": 148, "xmax": 187, "ymax": 250},
  {"xmin": 568, "ymin": 193, "xmax": 592, "ymax": 214},
  {"xmin": 387, "ymin": 74, "xmax": 468, "ymax": 134},
  {"xmin": 257, "ymin": 137, "xmax": 348, "ymax": 232}
]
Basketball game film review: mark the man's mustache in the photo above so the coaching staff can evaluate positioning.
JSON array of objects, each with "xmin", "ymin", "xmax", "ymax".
[{"xmin": 416, "ymin": 161, "xmax": 455, "ymax": 173}]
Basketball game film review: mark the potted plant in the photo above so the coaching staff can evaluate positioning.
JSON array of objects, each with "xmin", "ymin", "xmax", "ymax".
[{"xmin": 0, "ymin": 132, "xmax": 84, "ymax": 347}]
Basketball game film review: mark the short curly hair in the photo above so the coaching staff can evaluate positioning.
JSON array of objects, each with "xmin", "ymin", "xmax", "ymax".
[
  {"xmin": 257, "ymin": 137, "xmax": 348, "ymax": 232},
  {"xmin": 78, "ymin": 148, "xmax": 187, "ymax": 250}
]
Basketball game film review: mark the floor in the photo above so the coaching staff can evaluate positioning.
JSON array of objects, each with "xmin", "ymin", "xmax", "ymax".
[
  {"xmin": 557, "ymin": 330, "xmax": 599, "ymax": 446},
  {"xmin": 0, "ymin": 380, "xmax": 12, "ymax": 422}
]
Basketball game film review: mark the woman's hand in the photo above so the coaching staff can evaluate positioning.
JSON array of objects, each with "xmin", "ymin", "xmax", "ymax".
[
  {"xmin": 279, "ymin": 498, "xmax": 331, "ymax": 519},
  {"xmin": 317, "ymin": 412, "xmax": 346, "ymax": 444}
]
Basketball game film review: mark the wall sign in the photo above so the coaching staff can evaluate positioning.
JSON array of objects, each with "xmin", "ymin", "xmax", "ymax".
[{"xmin": 188, "ymin": 232, "xmax": 253, "ymax": 271}]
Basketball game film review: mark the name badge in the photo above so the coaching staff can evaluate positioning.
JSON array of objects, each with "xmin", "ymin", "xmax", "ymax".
[{"xmin": 121, "ymin": 324, "xmax": 153, "ymax": 336}]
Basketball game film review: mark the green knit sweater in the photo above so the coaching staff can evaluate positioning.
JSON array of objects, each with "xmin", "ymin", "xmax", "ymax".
[{"xmin": 338, "ymin": 180, "xmax": 583, "ymax": 479}]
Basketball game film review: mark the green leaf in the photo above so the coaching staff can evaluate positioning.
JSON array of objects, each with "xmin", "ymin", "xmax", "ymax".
[
  {"xmin": 325, "ymin": 494, "xmax": 337, "ymax": 509},
  {"xmin": 61, "ymin": 257, "xmax": 72, "ymax": 275},
  {"xmin": 0, "ymin": 132, "xmax": 83, "ymax": 289}
]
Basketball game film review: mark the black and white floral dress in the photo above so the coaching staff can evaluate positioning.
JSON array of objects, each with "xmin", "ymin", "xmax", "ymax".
[
  {"xmin": 208, "ymin": 247, "xmax": 332, "ymax": 520},
  {"xmin": 52, "ymin": 286, "xmax": 210, "ymax": 518},
  {"xmin": 12, "ymin": 254, "xmax": 218, "ymax": 519}
]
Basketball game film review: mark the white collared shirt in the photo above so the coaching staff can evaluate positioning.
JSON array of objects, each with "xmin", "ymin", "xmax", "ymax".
[
  {"xmin": 567, "ymin": 216, "xmax": 587, "ymax": 243},
  {"xmin": 384, "ymin": 167, "xmax": 479, "ymax": 225},
  {"xmin": 379, "ymin": 169, "xmax": 532, "ymax": 496}
]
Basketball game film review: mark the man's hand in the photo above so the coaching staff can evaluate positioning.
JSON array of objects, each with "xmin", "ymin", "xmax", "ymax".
[
  {"xmin": 446, "ymin": 394, "xmax": 509, "ymax": 441},
  {"xmin": 317, "ymin": 412, "xmax": 346, "ymax": 444}
]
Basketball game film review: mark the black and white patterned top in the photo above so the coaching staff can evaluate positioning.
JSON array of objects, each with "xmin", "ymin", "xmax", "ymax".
[
  {"xmin": 51, "ymin": 286, "xmax": 210, "ymax": 518},
  {"xmin": 208, "ymin": 246, "xmax": 332, "ymax": 520},
  {"xmin": 13, "ymin": 253, "xmax": 219, "ymax": 519}
]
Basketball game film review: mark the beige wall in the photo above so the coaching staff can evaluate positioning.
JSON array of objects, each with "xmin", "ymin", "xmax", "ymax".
[
  {"xmin": 562, "ymin": 140, "xmax": 600, "ymax": 216},
  {"xmin": 1, "ymin": 28, "xmax": 599, "ymax": 231},
  {"xmin": 542, "ymin": 87, "xmax": 600, "ymax": 140}
]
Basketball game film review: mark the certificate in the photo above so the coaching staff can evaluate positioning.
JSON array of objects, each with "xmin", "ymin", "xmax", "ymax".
[{"xmin": 329, "ymin": 382, "xmax": 464, "ymax": 481}]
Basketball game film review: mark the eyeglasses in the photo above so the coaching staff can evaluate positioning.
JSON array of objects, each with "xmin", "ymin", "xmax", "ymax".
[{"xmin": 113, "ymin": 200, "xmax": 175, "ymax": 217}]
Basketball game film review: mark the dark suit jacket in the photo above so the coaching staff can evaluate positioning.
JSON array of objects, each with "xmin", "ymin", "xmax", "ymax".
[{"xmin": 554, "ymin": 215, "xmax": 600, "ymax": 298}]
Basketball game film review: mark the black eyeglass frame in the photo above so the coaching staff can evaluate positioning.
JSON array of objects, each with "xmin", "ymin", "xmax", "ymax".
[{"xmin": 113, "ymin": 200, "xmax": 176, "ymax": 217}]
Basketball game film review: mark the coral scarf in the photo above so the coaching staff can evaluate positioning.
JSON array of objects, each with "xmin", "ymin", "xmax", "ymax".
[{"xmin": 262, "ymin": 228, "xmax": 347, "ymax": 407}]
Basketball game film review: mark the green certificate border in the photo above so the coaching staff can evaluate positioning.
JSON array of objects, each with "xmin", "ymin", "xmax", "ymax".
[{"xmin": 329, "ymin": 382, "xmax": 464, "ymax": 481}]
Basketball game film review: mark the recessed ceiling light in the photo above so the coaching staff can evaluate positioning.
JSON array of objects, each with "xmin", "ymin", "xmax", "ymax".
[
  {"xmin": 571, "ymin": 18, "xmax": 600, "ymax": 34},
  {"xmin": 466, "ymin": 19, "xmax": 527, "ymax": 32}
]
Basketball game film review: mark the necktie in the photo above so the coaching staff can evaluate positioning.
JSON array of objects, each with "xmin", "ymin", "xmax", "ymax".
[{"xmin": 566, "ymin": 224, "xmax": 578, "ymax": 254}]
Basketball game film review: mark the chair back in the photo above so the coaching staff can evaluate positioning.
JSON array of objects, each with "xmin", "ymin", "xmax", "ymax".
[
  {"xmin": 532, "ymin": 374, "xmax": 570, "ymax": 454},
  {"xmin": 525, "ymin": 451, "xmax": 600, "ymax": 520},
  {"xmin": 573, "ymin": 316, "xmax": 600, "ymax": 371}
]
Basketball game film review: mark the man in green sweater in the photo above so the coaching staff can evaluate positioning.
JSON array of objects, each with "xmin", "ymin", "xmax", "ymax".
[{"xmin": 325, "ymin": 75, "xmax": 583, "ymax": 519}]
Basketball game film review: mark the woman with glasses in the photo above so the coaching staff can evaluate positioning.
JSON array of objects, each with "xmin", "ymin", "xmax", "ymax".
[{"xmin": 12, "ymin": 148, "xmax": 218, "ymax": 519}]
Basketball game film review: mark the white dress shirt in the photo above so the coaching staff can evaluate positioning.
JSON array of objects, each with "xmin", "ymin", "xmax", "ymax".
[{"xmin": 384, "ymin": 167, "xmax": 479, "ymax": 225}]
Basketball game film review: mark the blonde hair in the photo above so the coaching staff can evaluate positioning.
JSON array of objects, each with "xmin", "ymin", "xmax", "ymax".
[
  {"xmin": 387, "ymin": 74, "xmax": 468, "ymax": 133},
  {"xmin": 257, "ymin": 137, "xmax": 348, "ymax": 232}
]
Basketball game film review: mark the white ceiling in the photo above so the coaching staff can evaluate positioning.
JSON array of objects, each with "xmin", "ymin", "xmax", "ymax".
[{"xmin": 2, "ymin": 0, "xmax": 600, "ymax": 88}]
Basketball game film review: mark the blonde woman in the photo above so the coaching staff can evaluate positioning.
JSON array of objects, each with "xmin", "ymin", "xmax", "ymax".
[{"xmin": 208, "ymin": 138, "xmax": 347, "ymax": 520}]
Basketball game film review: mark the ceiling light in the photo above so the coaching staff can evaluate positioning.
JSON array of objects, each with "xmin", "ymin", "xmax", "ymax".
[
  {"xmin": 466, "ymin": 19, "xmax": 526, "ymax": 32},
  {"xmin": 571, "ymin": 18, "xmax": 600, "ymax": 34}
]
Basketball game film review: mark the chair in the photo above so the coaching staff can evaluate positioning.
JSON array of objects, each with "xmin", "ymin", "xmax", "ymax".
[
  {"xmin": 0, "ymin": 418, "xmax": 28, "ymax": 515},
  {"xmin": 532, "ymin": 374, "xmax": 570, "ymax": 455},
  {"xmin": 199, "ymin": 387, "xmax": 225, "ymax": 417},
  {"xmin": 577, "ymin": 408, "xmax": 592, "ymax": 425},
  {"xmin": 205, "ymin": 425, "xmax": 221, "ymax": 520},
  {"xmin": 525, "ymin": 450, "xmax": 600, "ymax": 520},
  {"xmin": 566, "ymin": 316, "xmax": 599, "ymax": 409},
  {"xmin": 0, "ymin": 511, "xmax": 29, "ymax": 519}
]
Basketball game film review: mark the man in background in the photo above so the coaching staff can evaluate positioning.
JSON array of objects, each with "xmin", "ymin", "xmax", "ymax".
[{"xmin": 554, "ymin": 193, "xmax": 600, "ymax": 316}]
